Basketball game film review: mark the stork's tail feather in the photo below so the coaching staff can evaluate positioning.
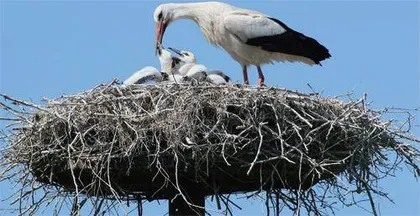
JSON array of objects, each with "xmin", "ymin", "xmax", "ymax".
[
  {"xmin": 303, "ymin": 36, "xmax": 331, "ymax": 65},
  {"xmin": 292, "ymin": 31, "xmax": 331, "ymax": 65}
]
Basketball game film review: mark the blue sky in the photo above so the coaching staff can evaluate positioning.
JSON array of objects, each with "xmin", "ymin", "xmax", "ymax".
[{"xmin": 1, "ymin": 0, "xmax": 419, "ymax": 215}]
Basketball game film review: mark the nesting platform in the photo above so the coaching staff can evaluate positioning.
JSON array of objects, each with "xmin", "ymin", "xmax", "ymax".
[{"xmin": 1, "ymin": 83, "xmax": 418, "ymax": 215}]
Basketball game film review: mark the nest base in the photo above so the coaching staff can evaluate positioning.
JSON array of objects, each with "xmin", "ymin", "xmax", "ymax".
[
  {"xmin": 2, "ymin": 84, "xmax": 418, "ymax": 216},
  {"xmin": 33, "ymin": 154, "xmax": 339, "ymax": 200}
]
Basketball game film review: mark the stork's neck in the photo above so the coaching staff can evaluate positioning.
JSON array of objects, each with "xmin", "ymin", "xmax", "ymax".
[
  {"xmin": 160, "ymin": 62, "xmax": 173, "ymax": 74},
  {"xmin": 168, "ymin": 3, "xmax": 199, "ymax": 22},
  {"xmin": 168, "ymin": 2, "xmax": 230, "ymax": 44}
]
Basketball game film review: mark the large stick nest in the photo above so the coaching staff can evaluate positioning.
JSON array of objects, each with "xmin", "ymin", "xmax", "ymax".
[{"xmin": 1, "ymin": 82, "xmax": 419, "ymax": 215}]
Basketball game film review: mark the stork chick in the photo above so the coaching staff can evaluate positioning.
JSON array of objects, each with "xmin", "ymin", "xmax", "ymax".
[
  {"xmin": 157, "ymin": 45, "xmax": 188, "ymax": 83},
  {"xmin": 168, "ymin": 47, "xmax": 197, "ymax": 75},
  {"xmin": 123, "ymin": 67, "xmax": 168, "ymax": 85},
  {"xmin": 207, "ymin": 70, "xmax": 231, "ymax": 84}
]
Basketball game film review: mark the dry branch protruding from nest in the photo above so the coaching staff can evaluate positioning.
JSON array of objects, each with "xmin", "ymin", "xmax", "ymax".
[{"xmin": 1, "ymin": 83, "xmax": 419, "ymax": 216}]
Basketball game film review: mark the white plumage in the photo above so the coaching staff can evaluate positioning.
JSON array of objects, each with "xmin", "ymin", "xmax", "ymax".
[
  {"xmin": 123, "ymin": 66, "xmax": 163, "ymax": 85},
  {"xmin": 154, "ymin": 2, "xmax": 331, "ymax": 86},
  {"xmin": 207, "ymin": 70, "xmax": 230, "ymax": 84},
  {"xmin": 185, "ymin": 64, "xmax": 208, "ymax": 82},
  {"xmin": 169, "ymin": 47, "xmax": 231, "ymax": 84},
  {"xmin": 186, "ymin": 64, "xmax": 230, "ymax": 84},
  {"xmin": 124, "ymin": 45, "xmax": 231, "ymax": 86},
  {"xmin": 123, "ymin": 46, "xmax": 183, "ymax": 85},
  {"xmin": 168, "ymin": 74, "xmax": 188, "ymax": 83},
  {"xmin": 157, "ymin": 46, "xmax": 179, "ymax": 75},
  {"xmin": 168, "ymin": 47, "xmax": 196, "ymax": 76},
  {"xmin": 157, "ymin": 46, "xmax": 190, "ymax": 84},
  {"xmin": 223, "ymin": 13, "xmax": 287, "ymax": 42},
  {"xmin": 187, "ymin": 64, "xmax": 207, "ymax": 76},
  {"xmin": 207, "ymin": 74, "xmax": 227, "ymax": 84}
]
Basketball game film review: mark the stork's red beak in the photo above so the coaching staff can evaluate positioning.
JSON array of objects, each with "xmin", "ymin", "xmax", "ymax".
[{"xmin": 155, "ymin": 21, "xmax": 167, "ymax": 55}]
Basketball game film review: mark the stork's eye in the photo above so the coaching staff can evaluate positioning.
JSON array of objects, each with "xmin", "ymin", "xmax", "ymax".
[
  {"xmin": 183, "ymin": 53, "xmax": 189, "ymax": 56},
  {"xmin": 158, "ymin": 12, "xmax": 163, "ymax": 21}
]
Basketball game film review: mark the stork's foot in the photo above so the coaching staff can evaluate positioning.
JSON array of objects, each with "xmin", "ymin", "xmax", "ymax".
[{"xmin": 257, "ymin": 79, "xmax": 265, "ymax": 87}]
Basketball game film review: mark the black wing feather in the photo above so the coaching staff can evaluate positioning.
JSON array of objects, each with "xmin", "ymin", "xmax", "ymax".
[
  {"xmin": 246, "ymin": 17, "xmax": 331, "ymax": 64},
  {"xmin": 134, "ymin": 75, "xmax": 156, "ymax": 84}
]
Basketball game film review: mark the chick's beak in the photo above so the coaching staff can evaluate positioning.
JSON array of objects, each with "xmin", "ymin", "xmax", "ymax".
[{"xmin": 168, "ymin": 47, "xmax": 183, "ymax": 56}]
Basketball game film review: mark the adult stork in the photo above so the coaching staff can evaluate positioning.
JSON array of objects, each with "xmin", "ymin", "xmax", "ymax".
[{"xmin": 154, "ymin": 2, "xmax": 331, "ymax": 86}]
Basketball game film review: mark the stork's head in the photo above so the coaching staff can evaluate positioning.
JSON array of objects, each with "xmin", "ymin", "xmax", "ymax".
[
  {"xmin": 154, "ymin": 4, "xmax": 171, "ymax": 53},
  {"xmin": 168, "ymin": 47, "xmax": 196, "ymax": 64},
  {"xmin": 154, "ymin": 3, "xmax": 191, "ymax": 53}
]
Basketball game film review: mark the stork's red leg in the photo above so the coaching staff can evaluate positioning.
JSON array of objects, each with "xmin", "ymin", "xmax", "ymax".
[
  {"xmin": 242, "ymin": 65, "xmax": 249, "ymax": 85},
  {"xmin": 257, "ymin": 65, "xmax": 265, "ymax": 86}
]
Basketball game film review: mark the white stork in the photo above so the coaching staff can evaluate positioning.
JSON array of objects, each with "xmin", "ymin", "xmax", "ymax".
[
  {"xmin": 186, "ymin": 64, "xmax": 231, "ymax": 84},
  {"xmin": 124, "ymin": 46, "xmax": 186, "ymax": 85},
  {"xmin": 168, "ymin": 47, "xmax": 197, "ymax": 76},
  {"xmin": 157, "ymin": 46, "xmax": 188, "ymax": 83},
  {"xmin": 168, "ymin": 47, "xmax": 231, "ymax": 84},
  {"xmin": 123, "ymin": 66, "xmax": 168, "ymax": 85},
  {"xmin": 207, "ymin": 70, "xmax": 231, "ymax": 84},
  {"xmin": 157, "ymin": 45, "xmax": 181, "ymax": 74},
  {"xmin": 185, "ymin": 64, "xmax": 208, "ymax": 82},
  {"xmin": 154, "ymin": 2, "xmax": 331, "ymax": 86}
]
